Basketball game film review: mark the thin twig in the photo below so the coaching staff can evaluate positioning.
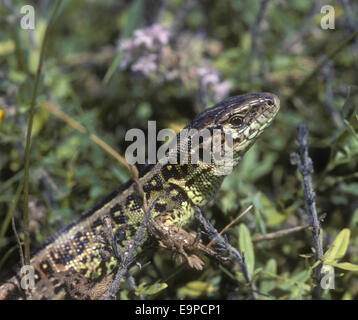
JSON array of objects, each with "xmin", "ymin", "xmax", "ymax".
[
  {"xmin": 11, "ymin": 216, "xmax": 24, "ymax": 268},
  {"xmin": 39, "ymin": 100, "xmax": 131, "ymax": 172},
  {"xmin": 100, "ymin": 215, "xmax": 120, "ymax": 260},
  {"xmin": 319, "ymin": 61, "xmax": 344, "ymax": 128},
  {"xmin": 0, "ymin": 0, "xmax": 21, "ymax": 23},
  {"xmin": 22, "ymin": 0, "xmax": 61, "ymax": 268},
  {"xmin": 99, "ymin": 199, "xmax": 156, "ymax": 300},
  {"xmin": 248, "ymin": 0, "xmax": 271, "ymax": 80},
  {"xmin": 290, "ymin": 122, "xmax": 323, "ymax": 299},
  {"xmin": 207, "ymin": 205, "xmax": 253, "ymax": 248},
  {"xmin": 35, "ymin": 168, "xmax": 63, "ymax": 210},
  {"xmin": 99, "ymin": 163, "xmax": 151, "ymax": 300},
  {"xmin": 129, "ymin": 165, "xmax": 148, "ymax": 213},
  {"xmin": 280, "ymin": 1, "xmax": 322, "ymax": 53},
  {"xmin": 339, "ymin": 0, "xmax": 358, "ymax": 69},
  {"xmin": 289, "ymin": 29, "xmax": 358, "ymax": 99},
  {"xmin": 1, "ymin": 183, "xmax": 23, "ymax": 239},
  {"xmin": 250, "ymin": 0, "xmax": 270, "ymax": 54},
  {"xmin": 194, "ymin": 207, "xmax": 259, "ymax": 300},
  {"xmin": 40, "ymin": 101, "xmax": 148, "ymax": 299},
  {"xmin": 252, "ymin": 225, "xmax": 309, "ymax": 243}
]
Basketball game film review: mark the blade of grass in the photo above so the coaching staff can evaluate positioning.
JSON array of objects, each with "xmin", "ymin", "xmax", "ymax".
[
  {"xmin": 0, "ymin": 184, "xmax": 23, "ymax": 239},
  {"xmin": 22, "ymin": 0, "xmax": 62, "ymax": 269}
]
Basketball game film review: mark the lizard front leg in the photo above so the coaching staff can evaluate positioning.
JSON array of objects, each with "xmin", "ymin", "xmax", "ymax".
[{"xmin": 148, "ymin": 210, "xmax": 221, "ymax": 270}]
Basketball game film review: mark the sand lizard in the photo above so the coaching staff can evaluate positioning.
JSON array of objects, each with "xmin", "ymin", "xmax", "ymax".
[{"xmin": 0, "ymin": 92, "xmax": 280, "ymax": 299}]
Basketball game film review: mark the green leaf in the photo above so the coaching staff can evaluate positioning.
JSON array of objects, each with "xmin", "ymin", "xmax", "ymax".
[
  {"xmin": 259, "ymin": 259, "xmax": 277, "ymax": 299},
  {"xmin": 350, "ymin": 208, "xmax": 358, "ymax": 229},
  {"xmin": 324, "ymin": 261, "xmax": 358, "ymax": 272},
  {"xmin": 259, "ymin": 193, "xmax": 286, "ymax": 227},
  {"xmin": 323, "ymin": 228, "xmax": 350, "ymax": 261},
  {"xmin": 344, "ymin": 119, "xmax": 358, "ymax": 142},
  {"xmin": 339, "ymin": 183, "xmax": 358, "ymax": 196},
  {"xmin": 239, "ymin": 224, "xmax": 255, "ymax": 275},
  {"xmin": 32, "ymin": 107, "xmax": 49, "ymax": 136},
  {"xmin": 0, "ymin": 40, "xmax": 15, "ymax": 56},
  {"xmin": 135, "ymin": 281, "xmax": 168, "ymax": 296},
  {"xmin": 177, "ymin": 281, "xmax": 214, "ymax": 298},
  {"xmin": 55, "ymin": 135, "xmax": 81, "ymax": 160},
  {"xmin": 237, "ymin": 145, "xmax": 277, "ymax": 182},
  {"xmin": 265, "ymin": 258, "xmax": 277, "ymax": 274}
]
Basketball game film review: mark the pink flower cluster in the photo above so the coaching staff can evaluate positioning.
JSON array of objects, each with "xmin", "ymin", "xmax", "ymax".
[
  {"xmin": 118, "ymin": 24, "xmax": 169, "ymax": 76},
  {"xmin": 197, "ymin": 67, "xmax": 231, "ymax": 102},
  {"xmin": 117, "ymin": 24, "xmax": 231, "ymax": 102}
]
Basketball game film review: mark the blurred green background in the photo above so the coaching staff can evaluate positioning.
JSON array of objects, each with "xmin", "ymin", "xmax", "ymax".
[{"xmin": 0, "ymin": 0, "xmax": 357, "ymax": 299}]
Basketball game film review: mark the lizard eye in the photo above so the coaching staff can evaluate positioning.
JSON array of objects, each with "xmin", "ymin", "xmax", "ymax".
[
  {"xmin": 266, "ymin": 98, "xmax": 274, "ymax": 106},
  {"xmin": 229, "ymin": 116, "xmax": 243, "ymax": 126}
]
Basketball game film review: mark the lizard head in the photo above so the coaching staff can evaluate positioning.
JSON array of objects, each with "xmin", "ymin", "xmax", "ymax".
[
  {"xmin": 218, "ymin": 92, "xmax": 280, "ymax": 151},
  {"xmin": 191, "ymin": 92, "xmax": 280, "ymax": 132},
  {"xmin": 187, "ymin": 92, "xmax": 280, "ymax": 172}
]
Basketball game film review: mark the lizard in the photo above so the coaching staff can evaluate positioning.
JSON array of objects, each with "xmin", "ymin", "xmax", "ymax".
[{"xmin": 0, "ymin": 92, "xmax": 280, "ymax": 300}]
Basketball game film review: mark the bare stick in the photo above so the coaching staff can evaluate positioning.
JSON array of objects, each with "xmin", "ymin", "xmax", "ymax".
[
  {"xmin": 194, "ymin": 207, "xmax": 258, "ymax": 300},
  {"xmin": 40, "ymin": 100, "xmax": 150, "ymax": 299},
  {"xmin": 280, "ymin": 1, "xmax": 322, "ymax": 53},
  {"xmin": 39, "ymin": 100, "xmax": 131, "ymax": 172},
  {"xmin": 319, "ymin": 61, "xmax": 344, "ymax": 128},
  {"xmin": 290, "ymin": 122, "xmax": 323, "ymax": 299},
  {"xmin": 207, "ymin": 205, "xmax": 253, "ymax": 248},
  {"xmin": 248, "ymin": 0, "xmax": 271, "ymax": 79},
  {"xmin": 290, "ymin": 29, "xmax": 358, "ymax": 99},
  {"xmin": 99, "ymin": 199, "xmax": 155, "ymax": 300},
  {"xmin": 11, "ymin": 215, "xmax": 31, "ymax": 299},
  {"xmin": 249, "ymin": 0, "xmax": 270, "ymax": 57},
  {"xmin": 129, "ymin": 165, "xmax": 148, "ymax": 213},
  {"xmin": 11, "ymin": 217, "xmax": 24, "ymax": 268},
  {"xmin": 252, "ymin": 225, "xmax": 308, "ymax": 243},
  {"xmin": 100, "ymin": 163, "xmax": 153, "ymax": 300},
  {"xmin": 339, "ymin": 0, "xmax": 358, "ymax": 69}
]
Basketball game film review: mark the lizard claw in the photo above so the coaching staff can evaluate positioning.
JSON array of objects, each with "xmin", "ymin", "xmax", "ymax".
[
  {"xmin": 173, "ymin": 252, "xmax": 205, "ymax": 270},
  {"xmin": 187, "ymin": 254, "xmax": 205, "ymax": 270}
]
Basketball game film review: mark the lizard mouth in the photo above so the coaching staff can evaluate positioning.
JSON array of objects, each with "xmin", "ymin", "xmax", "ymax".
[
  {"xmin": 250, "ymin": 93, "xmax": 280, "ymax": 126},
  {"xmin": 253, "ymin": 93, "xmax": 280, "ymax": 118},
  {"xmin": 235, "ymin": 93, "xmax": 280, "ymax": 130}
]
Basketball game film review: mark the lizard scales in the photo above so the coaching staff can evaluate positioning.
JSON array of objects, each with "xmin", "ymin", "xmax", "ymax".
[{"xmin": 0, "ymin": 92, "xmax": 280, "ymax": 299}]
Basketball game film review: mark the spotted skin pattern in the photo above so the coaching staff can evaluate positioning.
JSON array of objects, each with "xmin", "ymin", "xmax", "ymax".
[{"xmin": 0, "ymin": 92, "xmax": 280, "ymax": 299}]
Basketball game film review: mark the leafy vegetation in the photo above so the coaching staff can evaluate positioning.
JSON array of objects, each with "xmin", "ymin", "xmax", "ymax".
[{"xmin": 0, "ymin": 0, "xmax": 358, "ymax": 299}]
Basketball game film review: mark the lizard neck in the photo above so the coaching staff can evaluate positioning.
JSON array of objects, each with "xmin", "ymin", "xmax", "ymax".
[{"xmin": 160, "ymin": 162, "xmax": 226, "ymax": 207}]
